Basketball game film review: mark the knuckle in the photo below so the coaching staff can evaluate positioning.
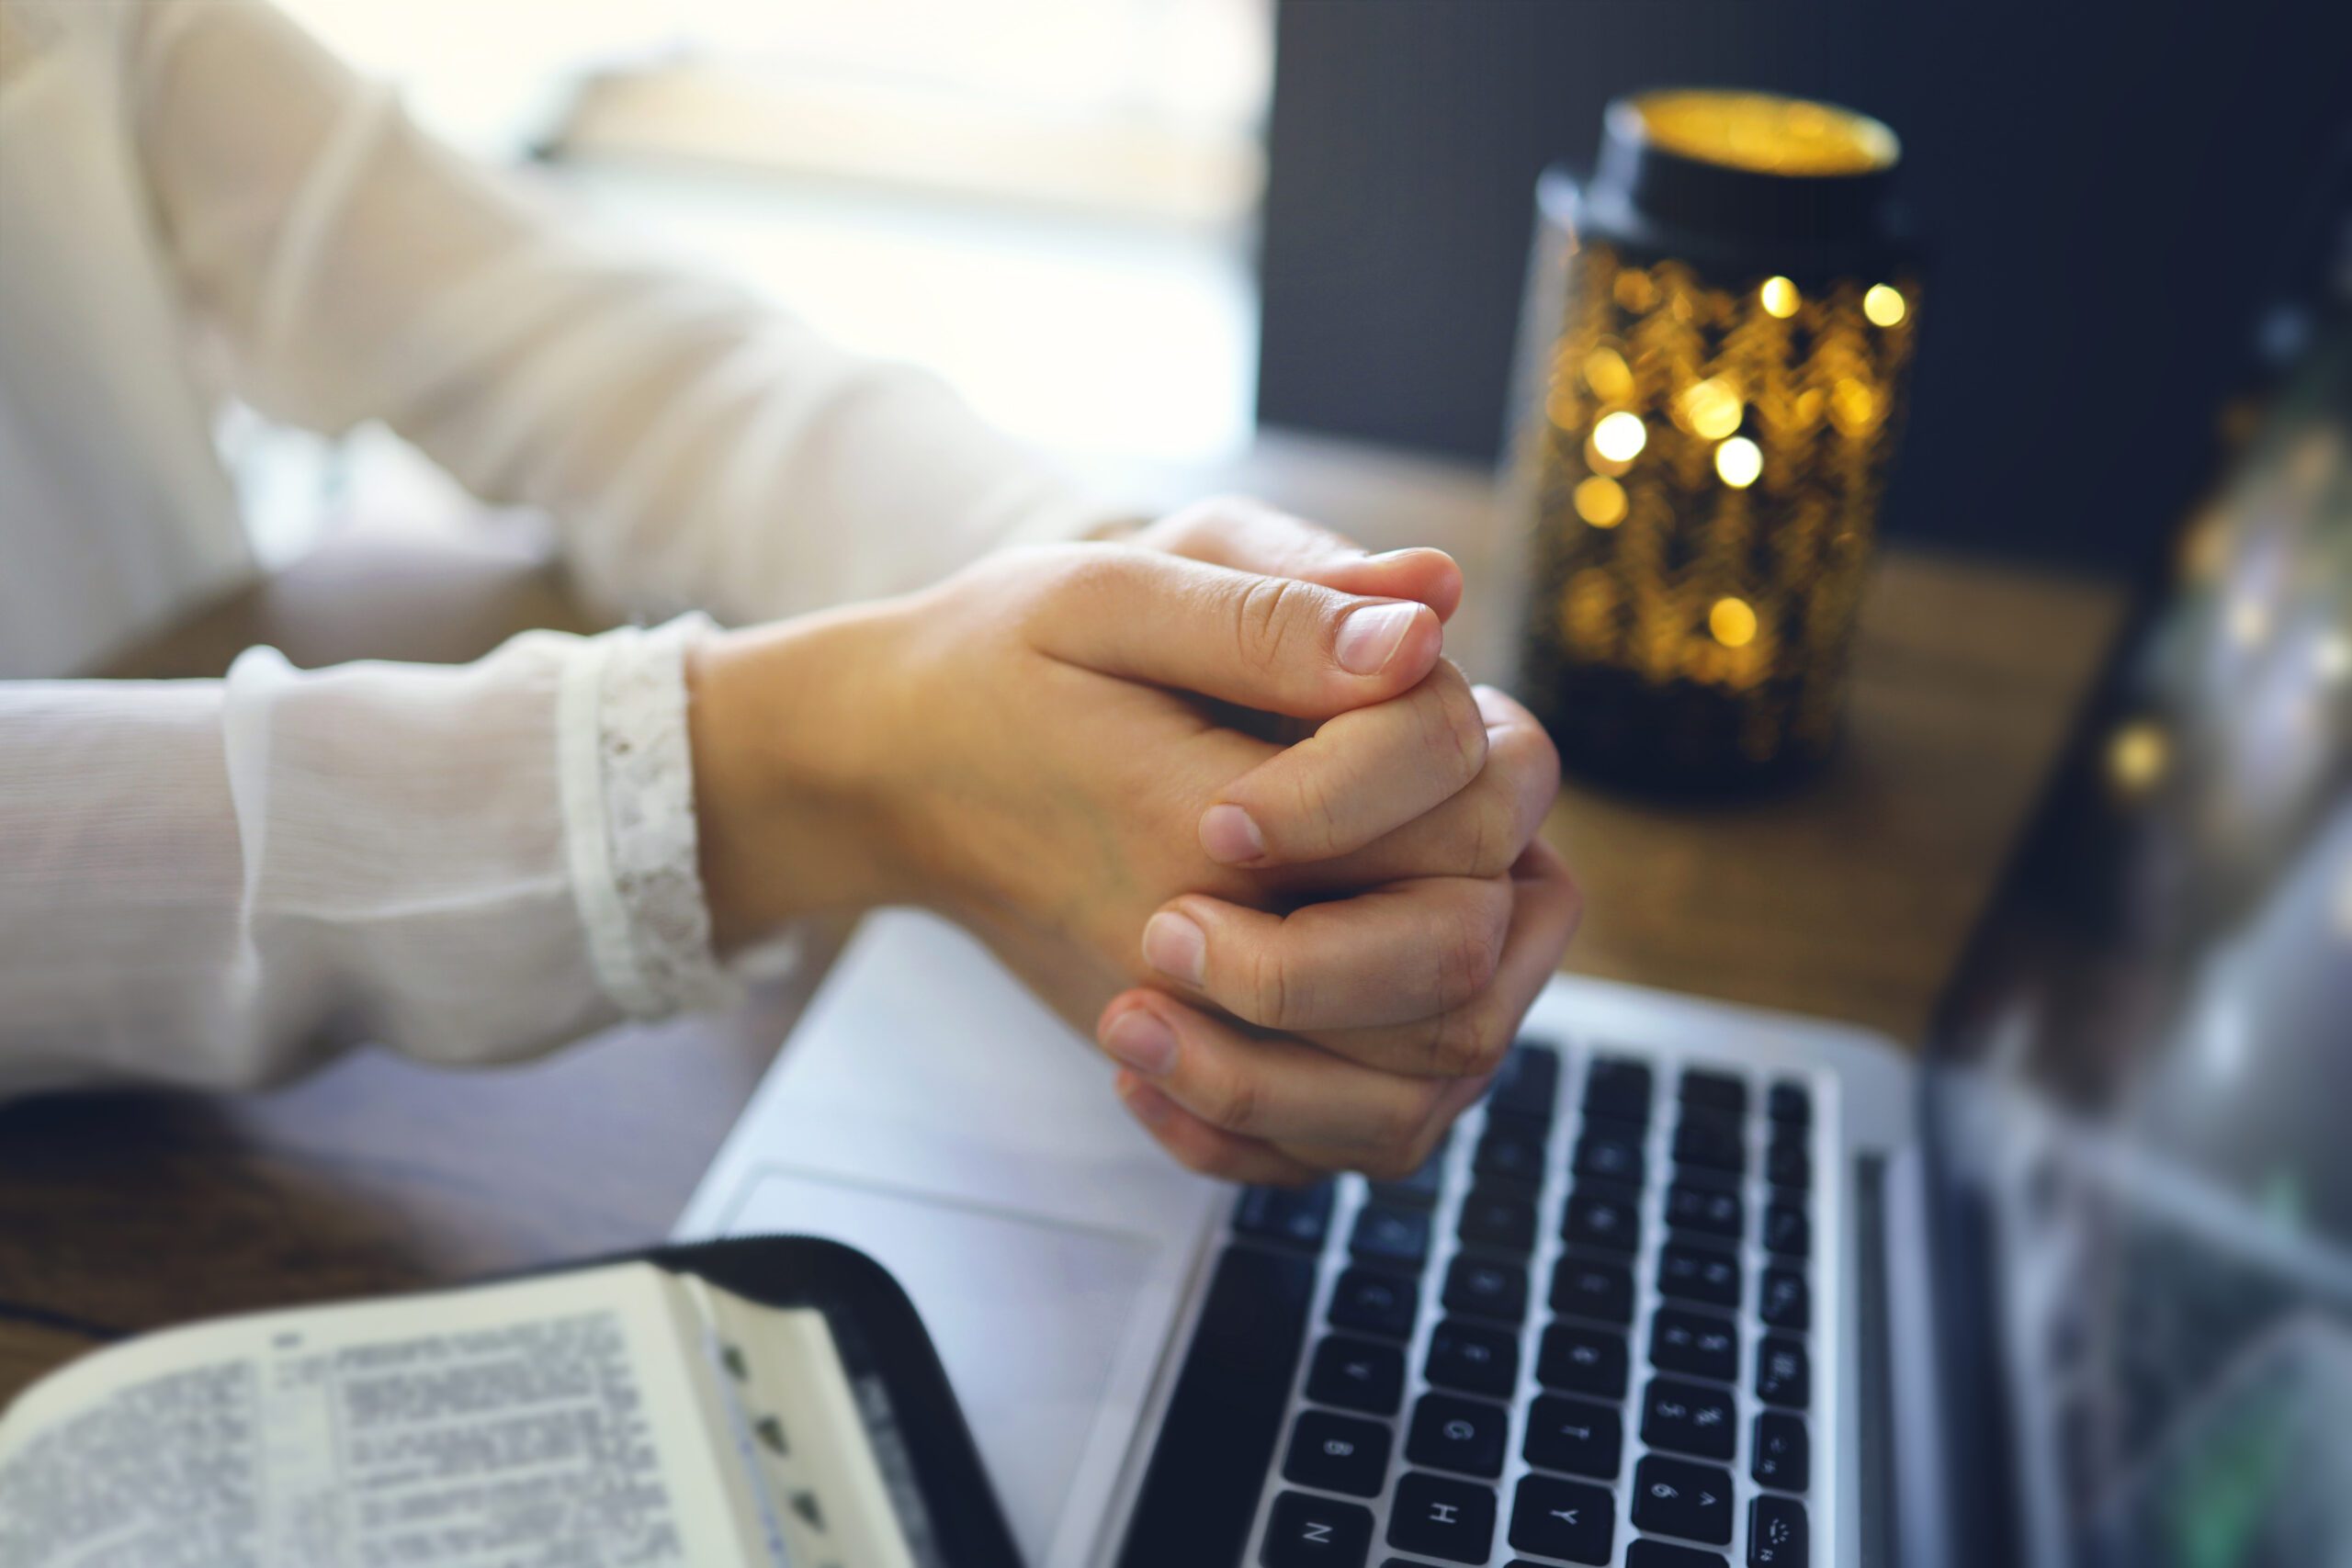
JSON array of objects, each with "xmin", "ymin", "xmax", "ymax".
[
  {"xmin": 1457, "ymin": 788, "xmax": 1521, "ymax": 879},
  {"xmin": 1434, "ymin": 904, "xmax": 1505, "ymax": 1010},
  {"xmin": 1425, "ymin": 1004, "xmax": 1510, "ymax": 1079},
  {"xmin": 1372, "ymin": 1087, "xmax": 1432, "ymax": 1152},
  {"xmin": 1242, "ymin": 942, "xmax": 1302, "ymax": 1030},
  {"xmin": 1229, "ymin": 574, "xmax": 1314, "ymax": 675},
  {"xmin": 1200, "ymin": 1065, "xmax": 1266, "ymax": 1137},
  {"xmin": 1422, "ymin": 675, "xmax": 1490, "ymax": 784}
]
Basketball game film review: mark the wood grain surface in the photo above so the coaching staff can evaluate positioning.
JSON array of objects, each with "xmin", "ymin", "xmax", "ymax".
[{"xmin": 0, "ymin": 442, "xmax": 2124, "ymax": 1405}]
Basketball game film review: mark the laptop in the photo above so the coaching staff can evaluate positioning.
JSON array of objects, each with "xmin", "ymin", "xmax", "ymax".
[{"xmin": 678, "ymin": 316, "xmax": 2352, "ymax": 1568}]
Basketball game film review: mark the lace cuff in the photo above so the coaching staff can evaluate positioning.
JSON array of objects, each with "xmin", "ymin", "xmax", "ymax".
[{"xmin": 559, "ymin": 614, "xmax": 735, "ymax": 1018}]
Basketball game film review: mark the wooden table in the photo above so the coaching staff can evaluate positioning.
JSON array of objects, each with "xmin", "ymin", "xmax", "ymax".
[{"xmin": 0, "ymin": 437, "xmax": 2123, "ymax": 1405}]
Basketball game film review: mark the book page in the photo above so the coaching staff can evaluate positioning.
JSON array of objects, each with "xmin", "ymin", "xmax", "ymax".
[{"xmin": 0, "ymin": 1263, "xmax": 757, "ymax": 1568}]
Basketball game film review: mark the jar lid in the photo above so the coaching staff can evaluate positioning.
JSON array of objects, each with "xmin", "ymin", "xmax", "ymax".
[{"xmin": 1572, "ymin": 88, "xmax": 1910, "ymax": 272}]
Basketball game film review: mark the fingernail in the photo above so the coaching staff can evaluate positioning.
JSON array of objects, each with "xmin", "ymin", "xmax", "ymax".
[
  {"xmin": 1199, "ymin": 804, "xmax": 1266, "ymax": 864},
  {"xmin": 1142, "ymin": 909, "xmax": 1207, "ymax": 986},
  {"xmin": 1117, "ymin": 1074, "xmax": 1178, "ymax": 1128},
  {"xmin": 1334, "ymin": 602, "xmax": 1419, "ymax": 675},
  {"xmin": 1102, "ymin": 1008, "xmax": 1179, "ymax": 1076}
]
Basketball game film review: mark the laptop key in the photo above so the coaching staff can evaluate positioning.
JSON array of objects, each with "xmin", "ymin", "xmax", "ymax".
[
  {"xmin": 1457, "ymin": 1184, "xmax": 1540, "ymax": 1253},
  {"xmin": 1765, "ymin": 1132, "xmax": 1811, "ymax": 1190},
  {"xmin": 1752, "ymin": 1411, "xmax": 1809, "ymax": 1492},
  {"xmin": 1351, "ymin": 1203, "xmax": 1432, "ymax": 1270},
  {"xmin": 1762, "ymin": 1198, "xmax": 1810, "ymax": 1259},
  {"xmin": 1509, "ymin": 1472, "xmax": 1615, "ymax": 1563},
  {"xmin": 1550, "ymin": 1252, "xmax": 1635, "ymax": 1325},
  {"xmin": 1234, "ymin": 1183, "xmax": 1336, "ymax": 1250},
  {"xmin": 1443, "ymin": 1255, "xmax": 1529, "ymax": 1323},
  {"xmin": 1115, "ymin": 1246, "xmax": 1315, "ymax": 1568},
  {"xmin": 1585, "ymin": 1055, "xmax": 1654, "ymax": 1121},
  {"xmin": 1627, "ymin": 1541, "xmax": 1731, "ymax": 1568},
  {"xmin": 1640, "ymin": 1375, "xmax": 1737, "ymax": 1461},
  {"xmin": 1759, "ymin": 1266, "xmax": 1810, "ymax": 1331},
  {"xmin": 1767, "ymin": 1079, "xmax": 1812, "ymax": 1127},
  {"xmin": 1282, "ymin": 1409, "xmax": 1392, "ymax": 1497},
  {"xmin": 1475, "ymin": 1121, "xmax": 1549, "ymax": 1187},
  {"xmin": 1329, "ymin": 1266, "xmax": 1419, "ymax": 1339},
  {"xmin": 1650, "ymin": 1306, "xmax": 1738, "ymax": 1382},
  {"xmin": 1385, "ymin": 1472, "xmax": 1498, "ymax": 1563},
  {"xmin": 1573, "ymin": 1120, "xmax": 1648, "ymax": 1186},
  {"xmin": 1406, "ymin": 1392, "xmax": 1509, "ymax": 1478},
  {"xmin": 1306, "ymin": 1334, "xmax": 1406, "ymax": 1415},
  {"xmin": 1672, "ymin": 1111, "xmax": 1746, "ymax": 1174},
  {"xmin": 1426, "ymin": 1316, "xmax": 1519, "ymax": 1398},
  {"xmin": 1757, "ymin": 1337, "xmax": 1811, "ymax": 1408},
  {"xmin": 1562, "ymin": 1180, "xmax": 1643, "ymax": 1252},
  {"xmin": 1487, "ymin": 1040, "xmax": 1562, "ymax": 1123},
  {"xmin": 1748, "ymin": 1495, "xmax": 1808, "ymax": 1566},
  {"xmin": 1261, "ymin": 1490, "xmax": 1373, "ymax": 1568},
  {"xmin": 1659, "ymin": 1243, "xmax": 1742, "ymax": 1308},
  {"xmin": 1666, "ymin": 1179, "xmax": 1745, "ymax": 1240},
  {"xmin": 1537, "ymin": 1321, "xmax": 1629, "ymax": 1399},
  {"xmin": 1680, "ymin": 1067, "xmax": 1747, "ymax": 1115},
  {"xmin": 1631, "ymin": 1454, "xmax": 1736, "ymax": 1545},
  {"xmin": 1522, "ymin": 1393, "xmax": 1621, "ymax": 1477}
]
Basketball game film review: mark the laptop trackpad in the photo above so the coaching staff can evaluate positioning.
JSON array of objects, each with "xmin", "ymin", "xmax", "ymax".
[{"xmin": 720, "ymin": 1168, "xmax": 1159, "ymax": 1562}]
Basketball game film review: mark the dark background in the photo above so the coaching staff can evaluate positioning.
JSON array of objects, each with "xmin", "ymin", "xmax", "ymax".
[{"xmin": 1256, "ymin": 0, "xmax": 2352, "ymax": 572}]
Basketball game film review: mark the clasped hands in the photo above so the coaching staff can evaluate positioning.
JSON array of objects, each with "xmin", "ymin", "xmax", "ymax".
[{"xmin": 688, "ymin": 498, "xmax": 1578, "ymax": 1184}]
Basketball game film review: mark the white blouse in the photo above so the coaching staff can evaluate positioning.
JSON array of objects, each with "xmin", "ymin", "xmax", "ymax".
[{"xmin": 0, "ymin": 0, "xmax": 1112, "ymax": 1098}]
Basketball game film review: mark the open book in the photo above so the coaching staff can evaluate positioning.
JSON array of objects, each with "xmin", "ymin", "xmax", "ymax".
[{"xmin": 0, "ymin": 1240, "xmax": 1011, "ymax": 1568}]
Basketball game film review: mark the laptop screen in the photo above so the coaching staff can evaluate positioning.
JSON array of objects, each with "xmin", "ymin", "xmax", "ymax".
[{"xmin": 1918, "ymin": 315, "xmax": 2352, "ymax": 1568}]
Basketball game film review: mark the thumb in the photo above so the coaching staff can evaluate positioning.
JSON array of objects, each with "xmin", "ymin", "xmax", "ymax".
[
  {"xmin": 1142, "ymin": 497, "xmax": 1464, "ymax": 622},
  {"xmin": 1024, "ymin": 547, "xmax": 1443, "ymax": 718}
]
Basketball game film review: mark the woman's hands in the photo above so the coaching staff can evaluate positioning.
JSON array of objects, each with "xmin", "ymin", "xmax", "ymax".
[{"xmin": 686, "ymin": 498, "xmax": 1576, "ymax": 1181}]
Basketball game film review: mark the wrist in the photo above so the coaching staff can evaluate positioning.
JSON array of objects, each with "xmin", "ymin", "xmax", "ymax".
[{"xmin": 685, "ymin": 604, "xmax": 914, "ymax": 953}]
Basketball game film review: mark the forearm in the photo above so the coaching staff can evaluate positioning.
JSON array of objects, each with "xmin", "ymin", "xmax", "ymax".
[{"xmin": 0, "ymin": 626, "xmax": 726, "ymax": 1099}]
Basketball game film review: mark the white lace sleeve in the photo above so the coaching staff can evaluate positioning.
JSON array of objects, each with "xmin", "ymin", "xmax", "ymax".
[{"xmin": 560, "ymin": 614, "xmax": 735, "ymax": 1019}]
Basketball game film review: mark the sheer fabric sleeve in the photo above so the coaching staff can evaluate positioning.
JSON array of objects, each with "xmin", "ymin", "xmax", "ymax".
[
  {"xmin": 127, "ymin": 0, "xmax": 1122, "ymax": 626},
  {"xmin": 0, "ymin": 622, "xmax": 734, "ymax": 1100}
]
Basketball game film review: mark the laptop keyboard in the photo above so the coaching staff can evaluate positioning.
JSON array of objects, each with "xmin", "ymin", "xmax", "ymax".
[{"xmin": 1118, "ymin": 1038, "xmax": 1828, "ymax": 1567}]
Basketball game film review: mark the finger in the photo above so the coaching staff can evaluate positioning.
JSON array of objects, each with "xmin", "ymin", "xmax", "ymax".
[
  {"xmin": 1200, "ymin": 662, "xmax": 1487, "ymax": 867},
  {"xmin": 1140, "ymin": 875, "xmax": 1512, "ymax": 1032},
  {"xmin": 1113, "ymin": 1071, "xmax": 1326, "ymax": 1184},
  {"xmin": 1147, "ymin": 497, "xmax": 1464, "ymax": 622},
  {"xmin": 1270, "ymin": 1071, "xmax": 1496, "ymax": 1180},
  {"xmin": 1027, "ymin": 547, "xmax": 1443, "ymax": 718},
  {"xmin": 1300, "ymin": 839, "xmax": 1584, "ymax": 1077},
  {"xmin": 1269, "ymin": 684, "xmax": 1561, "ymax": 886},
  {"xmin": 1098, "ymin": 990, "xmax": 1453, "ymax": 1150}
]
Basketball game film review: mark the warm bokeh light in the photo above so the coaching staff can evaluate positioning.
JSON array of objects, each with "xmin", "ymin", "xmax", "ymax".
[
  {"xmin": 1714, "ymin": 435, "xmax": 1763, "ymax": 489},
  {"xmin": 2107, "ymin": 720, "xmax": 2170, "ymax": 795},
  {"xmin": 1759, "ymin": 276, "xmax": 1800, "ymax": 319},
  {"xmin": 1573, "ymin": 475, "xmax": 1628, "ymax": 528},
  {"xmin": 1829, "ymin": 378, "xmax": 1878, "ymax": 438},
  {"xmin": 2227, "ymin": 596, "xmax": 2271, "ymax": 649},
  {"xmin": 1682, "ymin": 378, "xmax": 1744, "ymax": 440},
  {"xmin": 1592, "ymin": 411, "xmax": 1648, "ymax": 463},
  {"xmin": 1862, "ymin": 284, "xmax": 1907, "ymax": 327},
  {"xmin": 1584, "ymin": 347, "xmax": 1634, "ymax": 403},
  {"xmin": 1709, "ymin": 596, "xmax": 1758, "ymax": 648}
]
